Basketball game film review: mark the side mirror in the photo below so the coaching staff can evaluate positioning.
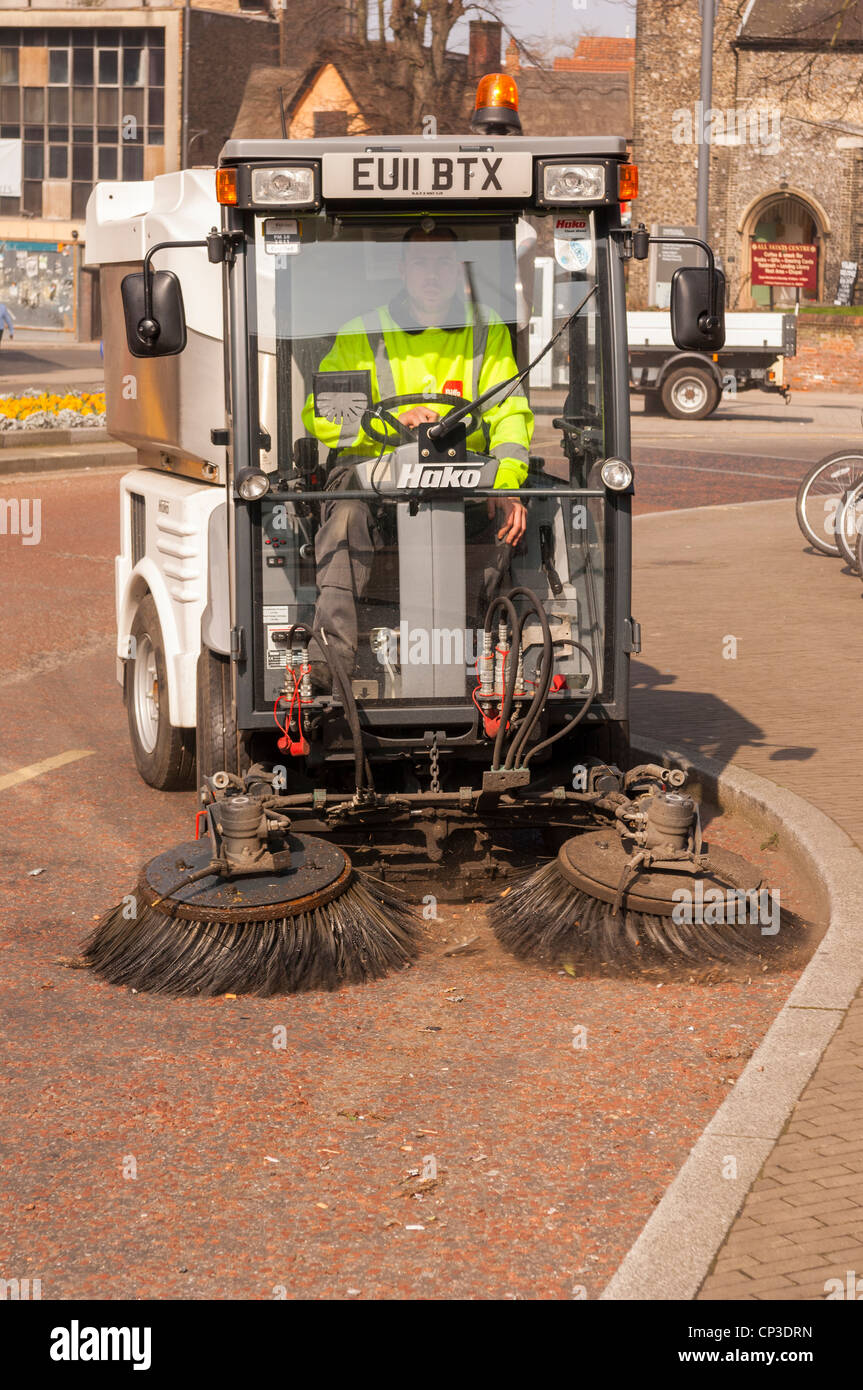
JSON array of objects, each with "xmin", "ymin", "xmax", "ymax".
[
  {"xmin": 670, "ymin": 265, "xmax": 726, "ymax": 352},
  {"xmin": 121, "ymin": 268, "xmax": 187, "ymax": 358}
]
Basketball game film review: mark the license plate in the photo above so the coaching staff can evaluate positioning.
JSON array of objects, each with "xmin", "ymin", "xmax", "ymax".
[{"xmin": 322, "ymin": 152, "xmax": 533, "ymax": 200}]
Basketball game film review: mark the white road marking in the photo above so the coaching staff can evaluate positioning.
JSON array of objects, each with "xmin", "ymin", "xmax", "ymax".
[
  {"xmin": 0, "ymin": 748, "xmax": 95, "ymax": 792},
  {"xmin": 633, "ymin": 458, "xmax": 802, "ymax": 484}
]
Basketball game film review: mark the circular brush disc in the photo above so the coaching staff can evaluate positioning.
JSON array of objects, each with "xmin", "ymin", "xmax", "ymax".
[
  {"xmin": 141, "ymin": 834, "xmax": 353, "ymax": 920},
  {"xmin": 84, "ymin": 833, "xmax": 422, "ymax": 996},
  {"xmin": 556, "ymin": 830, "xmax": 760, "ymax": 916}
]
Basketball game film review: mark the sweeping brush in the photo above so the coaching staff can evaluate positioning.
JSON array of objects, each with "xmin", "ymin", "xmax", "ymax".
[
  {"xmin": 82, "ymin": 832, "xmax": 422, "ymax": 997},
  {"xmin": 489, "ymin": 830, "xmax": 807, "ymax": 973}
]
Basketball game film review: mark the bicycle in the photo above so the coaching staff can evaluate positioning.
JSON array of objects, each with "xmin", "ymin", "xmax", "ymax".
[
  {"xmin": 796, "ymin": 450, "xmax": 863, "ymax": 557},
  {"xmin": 836, "ymin": 475, "xmax": 863, "ymax": 570}
]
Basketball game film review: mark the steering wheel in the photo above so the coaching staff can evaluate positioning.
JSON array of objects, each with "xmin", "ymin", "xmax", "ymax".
[{"xmin": 361, "ymin": 392, "xmax": 484, "ymax": 447}]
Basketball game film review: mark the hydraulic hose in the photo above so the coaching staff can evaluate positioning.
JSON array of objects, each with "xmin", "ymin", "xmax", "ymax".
[
  {"xmin": 523, "ymin": 638, "xmax": 598, "ymax": 767},
  {"xmin": 501, "ymin": 584, "xmax": 553, "ymax": 769},
  {"xmin": 482, "ymin": 593, "xmax": 520, "ymax": 771},
  {"xmin": 315, "ymin": 626, "xmax": 374, "ymax": 796}
]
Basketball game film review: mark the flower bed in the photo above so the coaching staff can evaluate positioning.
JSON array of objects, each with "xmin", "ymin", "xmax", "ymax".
[{"xmin": 0, "ymin": 389, "xmax": 106, "ymax": 430}]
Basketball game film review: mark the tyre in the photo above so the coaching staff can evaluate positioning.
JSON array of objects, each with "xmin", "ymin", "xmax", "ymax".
[
  {"xmin": 660, "ymin": 366, "xmax": 721, "ymax": 420},
  {"xmin": 836, "ymin": 477, "xmax": 863, "ymax": 567},
  {"xmin": 126, "ymin": 594, "xmax": 196, "ymax": 790},
  {"xmin": 856, "ymin": 524, "xmax": 863, "ymax": 579},
  {"xmin": 795, "ymin": 452, "xmax": 863, "ymax": 556},
  {"xmin": 196, "ymin": 643, "xmax": 250, "ymax": 793}
]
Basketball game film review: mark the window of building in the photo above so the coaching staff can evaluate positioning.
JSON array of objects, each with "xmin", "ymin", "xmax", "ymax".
[
  {"xmin": 48, "ymin": 145, "xmax": 68, "ymax": 179},
  {"xmin": 22, "ymin": 181, "xmax": 42, "ymax": 215},
  {"xmin": 72, "ymin": 89, "xmax": 94, "ymax": 124},
  {"xmin": 72, "ymin": 49, "xmax": 94, "ymax": 86},
  {"xmin": 98, "ymin": 50, "xmax": 118, "ymax": 86},
  {"xmin": 48, "ymin": 50, "xmax": 68, "ymax": 85},
  {"xmin": 0, "ymin": 25, "xmax": 168, "ymax": 219},
  {"xmin": 23, "ymin": 143, "xmax": 43, "ymax": 179},
  {"xmin": 48, "ymin": 88, "xmax": 69, "ymax": 124},
  {"xmin": 98, "ymin": 146, "xmax": 117, "ymax": 180},
  {"xmin": 0, "ymin": 49, "xmax": 19, "ymax": 86},
  {"xmin": 123, "ymin": 48, "xmax": 145, "ymax": 88},
  {"xmin": 71, "ymin": 183, "xmax": 90, "ymax": 219},
  {"xmin": 313, "ymin": 110, "xmax": 350, "ymax": 137},
  {"xmin": 22, "ymin": 87, "xmax": 44, "ymax": 123},
  {"xmin": 122, "ymin": 144, "xmax": 144, "ymax": 180},
  {"xmin": 72, "ymin": 145, "xmax": 93, "ymax": 181}
]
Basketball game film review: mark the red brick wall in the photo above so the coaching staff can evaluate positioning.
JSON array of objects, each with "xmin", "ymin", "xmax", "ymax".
[{"xmin": 787, "ymin": 317, "xmax": 863, "ymax": 393}]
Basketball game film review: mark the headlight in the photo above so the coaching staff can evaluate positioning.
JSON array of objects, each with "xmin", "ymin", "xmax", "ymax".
[
  {"xmin": 600, "ymin": 458, "xmax": 633, "ymax": 491},
  {"xmin": 541, "ymin": 162, "xmax": 607, "ymax": 203},
  {"xmin": 250, "ymin": 165, "xmax": 318, "ymax": 207},
  {"xmin": 236, "ymin": 467, "xmax": 270, "ymax": 501}
]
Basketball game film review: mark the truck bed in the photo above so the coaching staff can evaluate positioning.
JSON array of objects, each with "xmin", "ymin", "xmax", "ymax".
[{"xmin": 627, "ymin": 311, "xmax": 794, "ymax": 353}]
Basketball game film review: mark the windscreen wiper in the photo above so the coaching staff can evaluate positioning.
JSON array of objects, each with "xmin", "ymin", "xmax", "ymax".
[{"xmin": 428, "ymin": 283, "xmax": 599, "ymax": 444}]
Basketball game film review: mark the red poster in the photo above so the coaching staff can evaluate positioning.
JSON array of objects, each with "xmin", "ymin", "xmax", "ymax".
[{"xmin": 751, "ymin": 242, "xmax": 818, "ymax": 290}]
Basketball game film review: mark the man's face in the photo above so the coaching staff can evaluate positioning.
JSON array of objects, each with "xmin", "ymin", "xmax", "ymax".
[{"xmin": 401, "ymin": 238, "xmax": 461, "ymax": 322}]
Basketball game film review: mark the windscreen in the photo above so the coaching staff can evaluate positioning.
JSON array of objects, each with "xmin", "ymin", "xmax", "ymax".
[{"xmin": 249, "ymin": 211, "xmax": 612, "ymax": 715}]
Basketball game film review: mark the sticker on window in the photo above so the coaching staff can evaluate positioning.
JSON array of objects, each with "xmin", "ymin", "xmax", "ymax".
[
  {"xmin": 553, "ymin": 214, "xmax": 594, "ymax": 274},
  {"xmin": 264, "ymin": 218, "xmax": 301, "ymax": 255},
  {"xmin": 313, "ymin": 370, "xmax": 371, "ymax": 427}
]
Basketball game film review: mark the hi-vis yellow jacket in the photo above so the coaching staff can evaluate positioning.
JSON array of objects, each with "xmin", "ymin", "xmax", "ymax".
[{"xmin": 301, "ymin": 305, "xmax": 534, "ymax": 489}]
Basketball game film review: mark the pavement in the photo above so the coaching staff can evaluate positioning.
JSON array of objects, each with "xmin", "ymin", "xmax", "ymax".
[
  {"xmin": 1, "ymin": 360, "xmax": 863, "ymax": 1299},
  {"xmin": 624, "ymin": 499, "xmax": 863, "ymax": 1300}
]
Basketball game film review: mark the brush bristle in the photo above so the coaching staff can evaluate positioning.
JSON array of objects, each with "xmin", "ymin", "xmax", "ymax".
[
  {"xmin": 82, "ymin": 873, "xmax": 422, "ymax": 997},
  {"xmin": 489, "ymin": 861, "xmax": 804, "ymax": 972}
]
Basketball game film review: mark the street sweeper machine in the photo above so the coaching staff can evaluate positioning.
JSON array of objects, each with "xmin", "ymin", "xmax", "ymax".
[{"xmin": 81, "ymin": 75, "xmax": 799, "ymax": 996}]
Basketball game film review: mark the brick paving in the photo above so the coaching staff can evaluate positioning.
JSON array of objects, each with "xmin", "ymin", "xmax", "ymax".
[{"xmin": 632, "ymin": 497, "xmax": 863, "ymax": 1301}]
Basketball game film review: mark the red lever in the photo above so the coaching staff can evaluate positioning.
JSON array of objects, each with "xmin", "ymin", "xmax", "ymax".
[{"xmin": 277, "ymin": 734, "xmax": 309, "ymax": 757}]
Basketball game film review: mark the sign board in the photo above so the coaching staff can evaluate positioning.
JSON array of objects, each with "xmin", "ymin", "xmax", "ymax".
[
  {"xmin": 322, "ymin": 152, "xmax": 533, "ymax": 200},
  {"xmin": 647, "ymin": 223, "xmax": 700, "ymax": 309},
  {"xmin": 751, "ymin": 241, "xmax": 817, "ymax": 290},
  {"xmin": 835, "ymin": 260, "xmax": 858, "ymax": 306},
  {"xmin": 0, "ymin": 138, "xmax": 22, "ymax": 197}
]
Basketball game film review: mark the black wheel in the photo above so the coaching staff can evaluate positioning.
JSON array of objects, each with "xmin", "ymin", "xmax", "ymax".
[
  {"xmin": 836, "ymin": 477, "xmax": 863, "ymax": 567},
  {"xmin": 126, "ymin": 594, "xmax": 196, "ymax": 790},
  {"xmin": 795, "ymin": 452, "xmax": 863, "ymax": 556},
  {"xmin": 196, "ymin": 644, "xmax": 250, "ymax": 793},
  {"xmin": 660, "ymin": 366, "xmax": 721, "ymax": 420},
  {"xmin": 856, "ymin": 524, "xmax": 863, "ymax": 579}
]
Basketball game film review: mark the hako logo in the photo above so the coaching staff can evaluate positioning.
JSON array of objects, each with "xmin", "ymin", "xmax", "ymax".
[{"xmin": 397, "ymin": 463, "xmax": 480, "ymax": 489}]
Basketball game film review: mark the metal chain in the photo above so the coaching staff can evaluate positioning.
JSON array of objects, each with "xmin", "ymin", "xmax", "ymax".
[{"xmin": 429, "ymin": 737, "xmax": 441, "ymax": 795}]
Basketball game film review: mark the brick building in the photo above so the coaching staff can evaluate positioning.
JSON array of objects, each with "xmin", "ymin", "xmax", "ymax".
[
  {"xmin": 631, "ymin": 0, "xmax": 863, "ymax": 310},
  {"xmin": 0, "ymin": 0, "xmax": 278, "ymax": 331}
]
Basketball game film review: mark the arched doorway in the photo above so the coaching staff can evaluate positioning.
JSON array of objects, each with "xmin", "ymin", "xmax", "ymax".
[{"xmin": 739, "ymin": 190, "xmax": 827, "ymax": 309}]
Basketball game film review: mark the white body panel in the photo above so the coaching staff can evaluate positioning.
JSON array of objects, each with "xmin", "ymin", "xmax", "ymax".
[
  {"xmin": 626, "ymin": 310, "xmax": 788, "ymax": 350},
  {"xmin": 116, "ymin": 470, "xmax": 225, "ymax": 727},
  {"xmin": 85, "ymin": 169, "xmax": 223, "ymax": 341}
]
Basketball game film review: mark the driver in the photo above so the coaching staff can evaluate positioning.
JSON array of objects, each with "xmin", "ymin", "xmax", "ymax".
[{"xmin": 301, "ymin": 223, "xmax": 534, "ymax": 682}]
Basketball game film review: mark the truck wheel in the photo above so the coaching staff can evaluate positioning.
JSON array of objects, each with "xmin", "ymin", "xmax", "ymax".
[
  {"xmin": 126, "ymin": 594, "xmax": 196, "ymax": 790},
  {"xmin": 661, "ymin": 367, "xmax": 721, "ymax": 420},
  {"xmin": 196, "ymin": 644, "xmax": 250, "ymax": 792}
]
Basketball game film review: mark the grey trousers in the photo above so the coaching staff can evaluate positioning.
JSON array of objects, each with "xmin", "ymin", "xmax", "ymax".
[{"xmin": 313, "ymin": 471, "xmax": 382, "ymax": 673}]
